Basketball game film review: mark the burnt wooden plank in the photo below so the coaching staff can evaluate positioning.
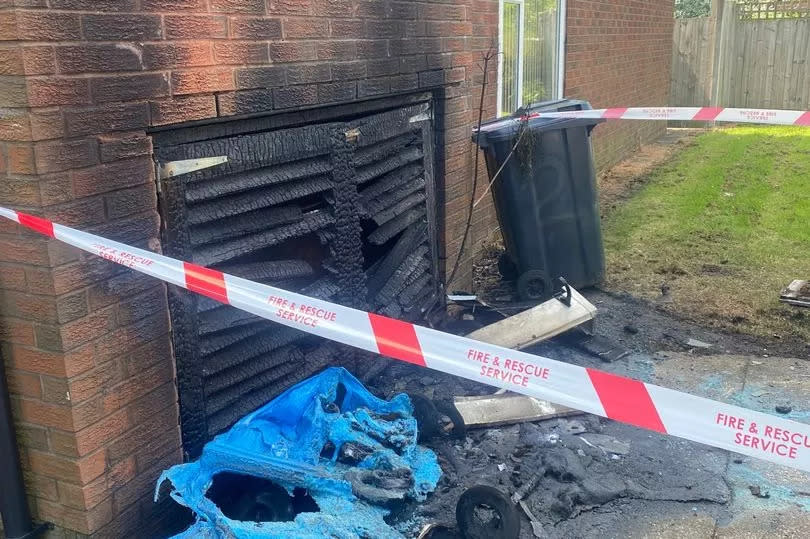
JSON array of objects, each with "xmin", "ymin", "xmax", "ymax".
[
  {"xmin": 368, "ymin": 204, "xmax": 427, "ymax": 245},
  {"xmin": 189, "ymin": 205, "xmax": 303, "ymax": 246}
]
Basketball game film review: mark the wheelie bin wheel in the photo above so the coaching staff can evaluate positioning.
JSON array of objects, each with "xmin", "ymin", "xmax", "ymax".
[
  {"xmin": 516, "ymin": 270, "xmax": 553, "ymax": 301},
  {"xmin": 456, "ymin": 485, "xmax": 520, "ymax": 539}
]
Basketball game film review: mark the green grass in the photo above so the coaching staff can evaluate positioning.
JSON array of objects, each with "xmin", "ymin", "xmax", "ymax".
[{"xmin": 603, "ymin": 126, "xmax": 810, "ymax": 342}]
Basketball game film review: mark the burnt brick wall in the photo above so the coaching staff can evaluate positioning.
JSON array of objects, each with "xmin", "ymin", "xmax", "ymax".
[
  {"xmin": 0, "ymin": 1, "xmax": 499, "ymax": 536},
  {"xmin": 565, "ymin": 0, "xmax": 675, "ymax": 170}
]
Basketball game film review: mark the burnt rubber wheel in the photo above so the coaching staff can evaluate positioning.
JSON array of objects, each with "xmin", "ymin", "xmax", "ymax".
[
  {"xmin": 435, "ymin": 400, "xmax": 467, "ymax": 439},
  {"xmin": 407, "ymin": 393, "xmax": 441, "ymax": 442},
  {"xmin": 456, "ymin": 485, "xmax": 520, "ymax": 539},
  {"xmin": 498, "ymin": 253, "xmax": 518, "ymax": 280},
  {"xmin": 516, "ymin": 270, "xmax": 554, "ymax": 301}
]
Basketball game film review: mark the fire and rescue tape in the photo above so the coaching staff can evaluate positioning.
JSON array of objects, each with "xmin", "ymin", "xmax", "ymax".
[
  {"xmin": 477, "ymin": 106, "xmax": 810, "ymax": 132},
  {"xmin": 2, "ymin": 206, "xmax": 810, "ymax": 473}
]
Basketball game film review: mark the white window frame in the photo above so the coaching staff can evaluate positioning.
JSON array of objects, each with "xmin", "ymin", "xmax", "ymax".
[{"xmin": 497, "ymin": 0, "xmax": 567, "ymax": 113}]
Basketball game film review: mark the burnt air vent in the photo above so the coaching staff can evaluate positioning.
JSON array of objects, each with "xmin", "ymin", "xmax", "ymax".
[{"xmin": 153, "ymin": 96, "xmax": 439, "ymax": 458}]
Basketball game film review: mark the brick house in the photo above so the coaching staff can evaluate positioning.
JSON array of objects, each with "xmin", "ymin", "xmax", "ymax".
[{"xmin": 0, "ymin": 1, "xmax": 673, "ymax": 537}]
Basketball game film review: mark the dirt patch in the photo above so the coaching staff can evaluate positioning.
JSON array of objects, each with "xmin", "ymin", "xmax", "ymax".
[{"xmin": 598, "ymin": 129, "xmax": 703, "ymax": 216}]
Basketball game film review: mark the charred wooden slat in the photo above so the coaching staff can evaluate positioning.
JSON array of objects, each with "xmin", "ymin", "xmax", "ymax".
[
  {"xmin": 205, "ymin": 342, "xmax": 336, "ymax": 435},
  {"xmin": 378, "ymin": 302, "xmax": 403, "ymax": 319},
  {"xmin": 376, "ymin": 245, "xmax": 429, "ymax": 305},
  {"xmin": 205, "ymin": 351, "xmax": 301, "ymax": 418},
  {"xmin": 316, "ymin": 228, "xmax": 336, "ymax": 245},
  {"xmin": 174, "ymin": 126, "xmax": 332, "ymax": 184},
  {"xmin": 217, "ymin": 259, "xmax": 314, "ymax": 282},
  {"xmin": 363, "ymin": 177, "xmax": 425, "ymax": 218},
  {"xmin": 189, "ymin": 205, "xmax": 303, "ymax": 246},
  {"xmin": 195, "ymin": 210, "xmax": 335, "ymax": 266},
  {"xmin": 354, "ymin": 132, "xmax": 419, "ymax": 167},
  {"xmin": 404, "ymin": 284, "xmax": 436, "ymax": 314},
  {"xmin": 366, "ymin": 223, "xmax": 426, "ymax": 295},
  {"xmin": 351, "ymin": 102, "xmax": 429, "ymax": 147},
  {"xmin": 203, "ymin": 327, "xmax": 305, "ymax": 375},
  {"xmin": 187, "ymin": 177, "xmax": 333, "ymax": 226},
  {"xmin": 185, "ymin": 158, "xmax": 332, "ymax": 203},
  {"xmin": 399, "ymin": 272, "xmax": 432, "ymax": 307},
  {"xmin": 359, "ymin": 163, "xmax": 422, "ymax": 203},
  {"xmin": 302, "ymin": 276, "xmax": 340, "ymax": 299},
  {"xmin": 372, "ymin": 192, "xmax": 426, "ymax": 226},
  {"xmin": 204, "ymin": 344, "xmax": 301, "ymax": 397},
  {"xmin": 368, "ymin": 205, "xmax": 426, "ymax": 245},
  {"xmin": 198, "ymin": 305, "xmax": 260, "ymax": 335},
  {"xmin": 354, "ymin": 147, "xmax": 423, "ymax": 185},
  {"xmin": 199, "ymin": 323, "xmax": 267, "ymax": 357},
  {"xmin": 401, "ymin": 256, "xmax": 431, "ymax": 289}
]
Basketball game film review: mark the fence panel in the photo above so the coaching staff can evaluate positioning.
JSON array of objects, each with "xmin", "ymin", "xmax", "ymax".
[{"xmin": 672, "ymin": 3, "xmax": 810, "ymax": 110}]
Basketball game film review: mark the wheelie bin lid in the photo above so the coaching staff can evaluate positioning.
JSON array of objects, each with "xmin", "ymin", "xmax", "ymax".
[{"xmin": 473, "ymin": 98, "xmax": 606, "ymax": 148}]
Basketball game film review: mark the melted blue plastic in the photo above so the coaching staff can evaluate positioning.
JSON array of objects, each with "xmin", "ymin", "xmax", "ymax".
[{"xmin": 156, "ymin": 368, "xmax": 441, "ymax": 538}]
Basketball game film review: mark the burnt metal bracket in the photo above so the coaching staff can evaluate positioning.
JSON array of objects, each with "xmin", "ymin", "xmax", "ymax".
[
  {"xmin": 157, "ymin": 156, "xmax": 229, "ymax": 180},
  {"xmin": 555, "ymin": 277, "xmax": 572, "ymax": 307}
]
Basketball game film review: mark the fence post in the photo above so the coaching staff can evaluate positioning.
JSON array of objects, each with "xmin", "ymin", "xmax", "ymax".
[{"xmin": 710, "ymin": 0, "xmax": 727, "ymax": 107}]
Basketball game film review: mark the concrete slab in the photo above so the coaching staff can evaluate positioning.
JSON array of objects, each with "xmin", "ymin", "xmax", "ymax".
[{"xmin": 650, "ymin": 352, "xmax": 748, "ymax": 400}]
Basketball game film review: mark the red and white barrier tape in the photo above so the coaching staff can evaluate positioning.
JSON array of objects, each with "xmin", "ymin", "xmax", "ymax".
[
  {"xmin": 3, "ymin": 206, "xmax": 810, "ymax": 472},
  {"xmin": 478, "ymin": 106, "xmax": 810, "ymax": 132}
]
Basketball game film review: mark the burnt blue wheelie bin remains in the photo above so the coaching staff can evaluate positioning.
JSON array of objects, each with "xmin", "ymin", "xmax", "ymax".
[{"xmin": 474, "ymin": 99, "xmax": 605, "ymax": 301}]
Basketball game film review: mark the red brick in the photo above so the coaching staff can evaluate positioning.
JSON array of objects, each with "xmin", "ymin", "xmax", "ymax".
[
  {"xmin": 285, "ymin": 18, "xmax": 329, "ymax": 39},
  {"xmin": 235, "ymin": 66, "xmax": 286, "ymax": 89},
  {"xmin": 0, "ymin": 108, "xmax": 31, "ymax": 141},
  {"xmin": 21, "ymin": 46, "xmax": 56, "ymax": 75},
  {"xmin": 0, "ymin": 12, "xmax": 19, "ymax": 41},
  {"xmin": 0, "ymin": 235, "xmax": 50, "ymax": 265},
  {"xmin": 230, "ymin": 17, "xmax": 283, "ymax": 39},
  {"xmin": 367, "ymin": 58, "xmax": 398, "ymax": 78},
  {"xmin": 75, "ymin": 408, "xmax": 131, "ymax": 457},
  {"xmin": 164, "ymin": 15, "xmax": 228, "ymax": 39},
  {"xmin": 38, "ymin": 173, "xmax": 72, "ymax": 205},
  {"xmin": 314, "ymin": 0, "xmax": 352, "ymax": 17},
  {"xmin": 0, "ymin": 263, "xmax": 27, "ymax": 291},
  {"xmin": 41, "ymin": 375, "xmax": 70, "ymax": 404},
  {"xmin": 18, "ymin": 397, "xmax": 72, "ymax": 429},
  {"xmin": 57, "ymin": 455, "xmax": 135, "ymax": 510},
  {"xmin": 150, "ymin": 95, "xmax": 217, "ymax": 125},
  {"xmin": 7, "ymin": 143, "xmax": 35, "ymax": 174},
  {"xmin": 0, "ymin": 178, "xmax": 41, "ymax": 208},
  {"xmin": 106, "ymin": 398, "xmax": 177, "ymax": 463},
  {"xmin": 90, "ymin": 73, "xmax": 170, "ymax": 103},
  {"xmin": 216, "ymin": 88, "xmax": 274, "ymax": 116},
  {"xmin": 390, "ymin": 73, "xmax": 418, "ymax": 92},
  {"xmin": 358, "ymin": 77, "xmax": 389, "ymax": 97},
  {"xmin": 419, "ymin": 4, "xmax": 466, "ymax": 21},
  {"xmin": 72, "ymin": 157, "xmax": 153, "ymax": 198},
  {"xmin": 5, "ymin": 369, "xmax": 42, "ymax": 398},
  {"xmin": 64, "ymin": 102, "xmax": 149, "ymax": 137},
  {"xmin": 29, "ymin": 109, "xmax": 65, "ymax": 141},
  {"xmin": 103, "ymin": 183, "xmax": 156, "ymax": 219},
  {"xmin": 66, "ymin": 361, "xmax": 123, "ymax": 405},
  {"xmin": 37, "ymin": 495, "xmax": 112, "ymax": 534},
  {"xmin": 51, "ymin": 0, "xmax": 136, "ymax": 9},
  {"xmin": 268, "ymin": 41, "xmax": 317, "ymax": 63},
  {"xmin": 141, "ymin": 0, "xmax": 204, "ymax": 9},
  {"xmin": 213, "ymin": 42, "xmax": 269, "ymax": 65},
  {"xmin": 115, "ymin": 286, "xmax": 166, "ymax": 327},
  {"xmin": 58, "ymin": 307, "xmax": 117, "ymax": 350},
  {"xmin": 0, "ymin": 75, "xmax": 27, "ymax": 107},
  {"xmin": 273, "ymin": 84, "xmax": 318, "ymax": 109},
  {"xmin": 118, "ymin": 332, "xmax": 171, "ymax": 377},
  {"xmin": 46, "ymin": 197, "xmax": 106, "ymax": 228},
  {"xmin": 0, "ymin": 317, "xmax": 36, "ymax": 346},
  {"xmin": 2, "ymin": 290, "xmax": 58, "ymax": 323},
  {"xmin": 331, "ymin": 61, "xmax": 367, "ymax": 81},
  {"xmin": 331, "ymin": 19, "xmax": 366, "ymax": 38},
  {"xmin": 81, "ymin": 14, "xmax": 162, "ymax": 41},
  {"xmin": 24, "ymin": 471, "xmax": 59, "ymax": 502},
  {"xmin": 140, "ymin": 42, "xmax": 211, "ymax": 71},
  {"xmin": 269, "ymin": 0, "xmax": 311, "ymax": 15},
  {"xmin": 287, "ymin": 64, "xmax": 331, "ymax": 85},
  {"xmin": 170, "ymin": 67, "xmax": 233, "ymax": 95},
  {"xmin": 126, "ymin": 382, "xmax": 177, "ymax": 427},
  {"xmin": 318, "ymin": 81, "xmax": 356, "ymax": 104},
  {"xmin": 317, "ymin": 41, "xmax": 357, "ymax": 61},
  {"xmin": 55, "ymin": 44, "xmax": 144, "ymax": 74},
  {"xmin": 16, "ymin": 11, "xmax": 82, "ymax": 41},
  {"xmin": 102, "ymin": 360, "xmax": 173, "ymax": 417},
  {"xmin": 210, "ymin": 0, "xmax": 264, "ymax": 13},
  {"xmin": 34, "ymin": 139, "xmax": 98, "ymax": 174},
  {"xmin": 99, "ymin": 134, "xmax": 151, "ymax": 164},
  {"xmin": 27, "ymin": 77, "xmax": 91, "ymax": 107}
]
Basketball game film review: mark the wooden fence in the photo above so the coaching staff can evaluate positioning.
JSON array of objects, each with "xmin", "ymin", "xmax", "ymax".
[{"xmin": 671, "ymin": 1, "xmax": 810, "ymax": 109}]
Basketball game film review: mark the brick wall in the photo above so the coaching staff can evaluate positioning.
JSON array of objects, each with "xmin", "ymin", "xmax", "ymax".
[
  {"xmin": 565, "ymin": 0, "xmax": 675, "ymax": 170},
  {"xmin": 0, "ymin": 1, "xmax": 499, "ymax": 536}
]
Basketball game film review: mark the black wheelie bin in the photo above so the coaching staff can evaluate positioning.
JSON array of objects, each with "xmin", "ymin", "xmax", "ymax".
[{"xmin": 473, "ymin": 99, "xmax": 605, "ymax": 301}]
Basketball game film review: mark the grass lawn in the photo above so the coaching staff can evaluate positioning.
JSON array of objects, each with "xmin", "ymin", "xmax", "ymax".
[{"xmin": 602, "ymin": 126, "xmax": 810, "ymax": 342}]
